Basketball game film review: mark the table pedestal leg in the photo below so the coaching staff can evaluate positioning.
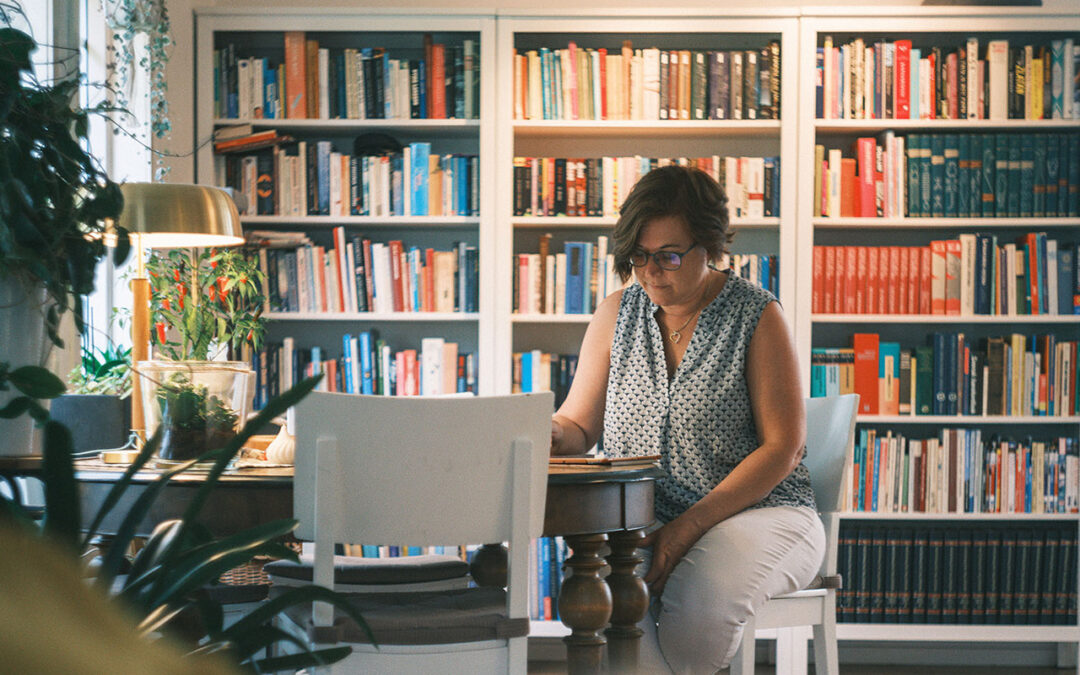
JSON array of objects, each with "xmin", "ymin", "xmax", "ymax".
[
  {"xmin": 605, "ymin": 528, "xmax": 649, "ymax": 673},
  {"xmin": 559, "ymin": 533, "xmax": 612, "ymax": 674}
]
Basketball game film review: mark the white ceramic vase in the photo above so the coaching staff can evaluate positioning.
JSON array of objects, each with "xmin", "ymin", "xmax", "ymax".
[{"xmin": 0, "ymin": 278, "xmax": 50, "ymax": 456}]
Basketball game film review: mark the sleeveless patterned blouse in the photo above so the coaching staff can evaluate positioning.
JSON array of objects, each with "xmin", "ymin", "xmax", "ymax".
[{"xmin": 603, "ymin": 273, "xmax": 816, "ymax": 523}]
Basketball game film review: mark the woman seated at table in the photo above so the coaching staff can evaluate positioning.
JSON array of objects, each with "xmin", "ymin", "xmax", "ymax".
[{"xmin": 550, "ymin": 165, "xmax": 824, "ymax": 673}]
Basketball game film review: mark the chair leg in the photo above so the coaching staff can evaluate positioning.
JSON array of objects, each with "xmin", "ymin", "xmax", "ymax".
[
  {"xmin": 812, "ymin": 617, "xmax": 838, "ymax": 675},
  {"xmin": 774, "ymin": 626, "xmax": 810, "ymax": 675},
  {"xmin": 508, "ymin": 635, "xmax": 527, "ymax": 674},
  {"xmin": 730, "ymin": 616, "xmax": 756, "ymax": 675}
]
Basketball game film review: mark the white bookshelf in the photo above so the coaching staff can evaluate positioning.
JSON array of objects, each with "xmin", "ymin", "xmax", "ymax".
[
  {"xmin": 495, "ymin": 12, "xmax": 801, "ymax": 394},
  {"xmin": 796, "ymin": 9, "xmax": 1080, "ymax": 661},
  {"xmin": 195, "ymin": 8, "xmax": 498, "ymax": 394}
]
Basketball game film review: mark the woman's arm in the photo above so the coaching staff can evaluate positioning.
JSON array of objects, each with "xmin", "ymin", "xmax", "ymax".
[
  {"xmin": 643, "ymin": 301, "xmax": 806, "ymax": 593},
  {"xmin": 549, "ymin": 289, "xmax": 622, "ymax": 455}
]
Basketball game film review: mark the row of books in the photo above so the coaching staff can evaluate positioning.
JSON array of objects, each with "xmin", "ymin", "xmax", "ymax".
[
  {"xmin": 811, "ymin": 237, "xmax": 1079, "ymax": 316},
  {"xmin": 836, "ymin": 524, "xmax": 1077, "ymax": 625},
  {"xmin": 257, "ymin": 229, "xmax": 479, "ymax": 314},
  {"xmin": 214, "ymin": 33, "xmax": 479, "ymax": 120},
  {"xmin": 219, "ymin": 138, "xmax": 479, "ymax": 217},
  {"xmin": 252, "ymin": 334, "xmax": 477, "ymax": 408},
  {"xmin": 845, "ymin": 428, "xmax": 1078, "ymax": 515},
  {"xmin": 817, "ymin": 36, "xmax": 1080, "ymax": 120},
  {"xmin": 513, "ymin": 41, "xmax": 781, "ymax": 121},
  {"xmin": 512, "ymin": 155, "xmax": 780, "ymax": 219},
  {"xmin": 511, "ymin": 351, "xmax": 578, "ymax": 410},
  {"xmin": 530, "ymin": 537, "xmax": 567, "ymax": 622},
  {"xmin": 810, "ymin": 332, "xmax": 1079, "ymax": 417},
  {"xmin": 814, "ymin": 132, "xmax": 1080, "ymax": 219},
  {"xmin": 336, "ymin": 544, "xmax": 468, "ymax": 559},
  {"xmin": 513, "ymin": 235, "xmax": 621, "ymax": 316}
]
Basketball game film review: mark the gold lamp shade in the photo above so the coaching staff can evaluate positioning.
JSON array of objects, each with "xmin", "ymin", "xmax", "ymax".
[{"xmin": 109, "ymin": 183, "xmax": 245, "ymax": 249}]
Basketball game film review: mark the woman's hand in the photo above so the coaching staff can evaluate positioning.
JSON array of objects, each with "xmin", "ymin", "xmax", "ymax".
[{"xmin": 641, "ymin": 515, "xmax": 704, "ymax": 597}]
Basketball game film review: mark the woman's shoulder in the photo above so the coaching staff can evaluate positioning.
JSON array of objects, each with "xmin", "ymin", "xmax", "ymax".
[{"xmin": 722, "ymin": 272, "xmax": 777, "ymax": 306}]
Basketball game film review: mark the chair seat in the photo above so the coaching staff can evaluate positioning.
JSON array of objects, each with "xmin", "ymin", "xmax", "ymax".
[
  {"xmin": 265, "ymin": 553, "xmax": 470, "ymax": 587},
  {"xmin": 276, "ymin": 586, "xmax": 529, "ymax": 646},
  {"xmin": 771, "ymin": 573, "xmax": 842, "ymax": 601}
]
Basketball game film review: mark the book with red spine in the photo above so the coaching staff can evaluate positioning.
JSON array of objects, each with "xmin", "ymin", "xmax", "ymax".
[
  {"xmin": 424, "ymin": 248, "xmax": 436, "ymax": 312},
  {"xmin": 813, "ymin": 246, "xmax": 824, "ymax": 313},
  {"xmin": 823, "ymin": 246, "xmax": 836, "ymax": 313},
  {"xmin": 919, "ymin": 246, "xmax": 933, "ymax": 314},
  {"xmin": 841, "ymin": 157, "xmax": 858, "ymax": 217},
  {"xmin": 431, "ymin": 43, "xmax": 447, "ymax": 119},
  {"xmin": 930, "ymin": 240, "xmax": 947, "ymax": 314},
  {"xmin": 877, "ymin": 245, "xmax": 890, "ymax": 314},
  {"xmin": 889, "ymin": 245, "xmax": 902, "ymax": 314},
  {"xmin": 905, "ymin": 246, "xmax": 919, "ymax": 315},
  {"xmin": 946, "ymin": 51, "xmax": 959, "ymax": 119},
  {"xmin": 897, "ymin": 245, "xmax": 910, "ymax": 314},
  {"xmin": 853, "ymin": 332, "xmax": 881, "ymax": 414},
  {"xmin": 845, "ymin": 246, "xmax": 858, "ymax": 314},
  {"xmin": 388, "ymin": 240, "xmax": 405, "ymax": 313},
  {"xmin": 856, "ymin": 245, "xmax": 869, "ymax": 313},
  {"xmin": 867, "ymin": 246, "xmax": 880, "ymax": 314},
  {"xmin": 945, "ymin": 239, "xmax": 962, "ymax": 314},
  {"xmin": 894, "ymin": 40, "xmax": 912, "ymax": 118},
  {"xmin": 598, "ymin": 48, "xmax": 609, "ymax": 120},
  {"xmin": 856, "ymin": 137, "xmax": 878, "ymax": 217}
]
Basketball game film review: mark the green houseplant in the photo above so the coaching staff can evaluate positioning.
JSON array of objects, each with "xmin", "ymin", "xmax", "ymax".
[
  {"xmin": 51, "ymin": 342, "xmax": 134, "ymax": 452},
  {"xmin": 139, "ymin": 248, "xmax": 266, "ymax": 462},
  {"xmin": 0, "ymin": 24, "xmax": 129, "ymax": 456}
]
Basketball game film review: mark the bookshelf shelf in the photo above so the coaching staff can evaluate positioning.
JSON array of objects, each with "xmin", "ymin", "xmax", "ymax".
[
  {"xmin": 241, "ymin": 215, "xmax": 480, "ymax": 228},
  {"xmin": 511, "ymin": 313, "xmax": 593, "ymax": 324},
  {"xmin": 814, "ymin": 119, "xmax": 1080, "ymax": 133},
  {"xmin": 811, "ymin": 217, "xmax": 1080, "ymax": 229},
  {"xmin": 512, "ymin": 216, "xmax": 780, "ymax": 229},
  {"xmin": 813, "ymin": 314, "xmax": 1080, "ymax": 324},
  {"xmin": 264, "ymin": 312, "xmax": 480, "ymax": 322},
  {"xmin": 840, "ymin": 512, "xmax": 1080, "ymax": 521},
  {"xmin": 513, "ymin": 119, "xmax": 781, "ymax": 137},
  {"xmin": 857, "ymin": 415, "xmax": 1080, "ymax": 424},
  {"xmin": 837, "ymin": 624, "xmax": 1080, "ymax": 642},
  {"xmin": 214, "ymin": 117, "xmax": 481, "ymax": 136}
]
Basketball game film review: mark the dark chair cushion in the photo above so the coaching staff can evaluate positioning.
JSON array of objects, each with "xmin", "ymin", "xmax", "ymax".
[
  {"xmin": 264, "ymin": 554, "xmax": 470, "ymax": 586},
  {"xmin": 276, "ymin": 586, "xmax": 529, "ymax": 646}
]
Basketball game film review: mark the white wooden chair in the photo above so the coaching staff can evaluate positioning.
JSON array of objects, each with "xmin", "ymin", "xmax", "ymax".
[
  {"xmin": 284, "ymin": 390, "xmax": 553, "ymax": 673},
  {"xmin": 730, "ymin": 393, "xmax": 859, "ymax": 675}
]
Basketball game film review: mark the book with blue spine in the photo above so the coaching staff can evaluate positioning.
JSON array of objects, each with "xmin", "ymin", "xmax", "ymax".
[
  {"xmin": 957, "ymin": 134, "xmax": 970, "ymax": 218},
  {"xmin": 341, "ymin": 334, "xmax": 354, "ymax": 393},
  {"xmin": 1067, "ymin": 135, "xmax": 1079, "ymax": 217},
  {"xmin": 1046, "ymin": 134, "xmax": 1060, "ymax": 216},
  {"xmin": 417, "ymin": 58, "xmax": 427, "ymax": 119},
  {"xmin": 1019, "ymin": 136, "xmax": 1035, "ymax": 217},
  {"xmin": 1057, "ymin": 245, "xmax": 1076, "ymax": 314},
  {"xmin": 943, "ymin": 134, "xmax": 959, "ymax": 217},
  {"xmin": 359, "ymin": 331, "xmax": 374, "ymax": 394},
  {"xmin": 994, "ymin": 134, "xmax": 1009, "ymax": 217},
  {"xmin": 1006, "ymin": 134, "xmax": 1021, "ymax": 217},
  {"xmin": 932, "ymin": 332, "xmax": 946, "ymax": 415},
  {"xmin": 929, "ymin": 134, "xmax": 945, "ymax": 217},
  {"xmin": 263, "ymin": 61, "xmax": 277, "ymax": 119},
  {"xmin": 968, "ymin": 134, "xmax": 982, "ymax": 218},
  {"xmin": 981, "ymin": 133, "xmax": 996, "ymax": 217},
  {"xmin": 316, "ymin": 140, "xmax": 332, "ymax": 215},
  {"xmin": 582, "ymin": 242, "xmax": 594, "ymax": 314},
  {"xmin": 520, "ymin": 351, "xmax": 533, "ymax": 393},
  {"xmin": 564, "ymin": 241, "xmax": 587, "ymax": 314},
  {"xmin": 907, "ymin": 134, "xmax": 922, "ymax": 217},
  {"xmin": 409, "ymin": 142, "xmax": 430, "ymax": 215},
  {"xmin": 1033, "ymin": 134, "xmax": 1048, "ymax": 217}
]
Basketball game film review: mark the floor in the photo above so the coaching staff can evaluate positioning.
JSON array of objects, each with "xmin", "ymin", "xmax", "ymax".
[{"xmin": 527, "ymin": 665, "xmax": 1067, "ymax": 674}]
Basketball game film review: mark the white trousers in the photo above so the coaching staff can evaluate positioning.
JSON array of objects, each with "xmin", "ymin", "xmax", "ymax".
[{"xmin": 635, "ymin": 505, "xmax": 826, "ymax": 675}]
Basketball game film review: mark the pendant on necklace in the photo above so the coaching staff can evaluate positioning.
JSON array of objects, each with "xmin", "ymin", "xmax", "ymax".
[{"xmin": 669, "ymin": 330, "xmax": 682, "ymax": 344}]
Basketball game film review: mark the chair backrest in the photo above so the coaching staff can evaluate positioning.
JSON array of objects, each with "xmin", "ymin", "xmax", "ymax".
[
  {"xmin": 803, "ymin": 394, "xmax": 859, "ymax": 514},
  {"xmin": 293, "ymin": 391, "xmax": 554, "ymax": 547}
]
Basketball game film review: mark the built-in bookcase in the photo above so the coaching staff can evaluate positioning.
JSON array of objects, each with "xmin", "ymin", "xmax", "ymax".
[
  {"xmin": 494, "ymin": 12, "xmax": 801, "ymax": 397},
  {"xmin": 195, "ymin": 9, "xmax": 497, "ymax": 396},
  {"xmin": 796, "ymin": 9, "xmax": 1080, "ymax": 658}
]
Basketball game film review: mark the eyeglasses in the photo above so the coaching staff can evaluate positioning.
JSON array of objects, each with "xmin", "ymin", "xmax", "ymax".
[{"xmin": 629, "ymin": 243, "xmax": 700, "ymax": 271}]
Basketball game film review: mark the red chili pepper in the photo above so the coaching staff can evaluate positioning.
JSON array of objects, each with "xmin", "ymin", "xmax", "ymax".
[
  {"xmin": 155, "ymin": 322, "xmax": 166, "ymax": 344},
  {"xmin": 178, "ymin": 295, "xmax": 184, "ymax": 310},
  {"xmin": 173, "ymin": 268, "xmax": 180, "ymax": 281},
  {"xmin": 161, "ymin": 298, "xmax": 170, "ymax": 311},
  {"xmin": 208, "ymin": 286, "xmax": 217, "ymax": 302},
  {"xmin": 247, "ymin": 329, "xmax": 254, "ymax": 342}
]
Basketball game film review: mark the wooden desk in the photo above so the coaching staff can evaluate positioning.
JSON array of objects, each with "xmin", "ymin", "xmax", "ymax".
[
  {"xmin": 545, "ymin": 462, "xmax": 664, "ymax": 674},
  {"xmin": 5, "ymin": 456, "xmax": 662, "ymax": 673}
]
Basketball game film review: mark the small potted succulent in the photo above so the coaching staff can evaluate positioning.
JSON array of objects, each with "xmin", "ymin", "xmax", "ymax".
[{"xmin": 137, "ymin": 248, "xmax": 265, "ymax": 463}]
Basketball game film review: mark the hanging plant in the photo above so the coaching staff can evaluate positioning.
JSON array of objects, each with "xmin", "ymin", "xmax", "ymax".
[{"xmin": 102, "ymin": 0, "xmax": 172, "ymax": 139}]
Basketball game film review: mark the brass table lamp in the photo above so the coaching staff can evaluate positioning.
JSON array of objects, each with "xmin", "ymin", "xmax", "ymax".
[{"xmin": 107, "ymin": 183, "xmax": 245, "ymax": 443}]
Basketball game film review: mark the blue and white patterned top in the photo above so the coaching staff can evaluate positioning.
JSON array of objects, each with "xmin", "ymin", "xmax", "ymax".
[{"xmin": 603, "ymin": 273, "xmax": 815, "ymax": 523}]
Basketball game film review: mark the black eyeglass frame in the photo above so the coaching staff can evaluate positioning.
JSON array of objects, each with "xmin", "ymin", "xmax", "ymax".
[{"xmin": 628, "ymin": 243, "xmax": 701, "ymax": 271}]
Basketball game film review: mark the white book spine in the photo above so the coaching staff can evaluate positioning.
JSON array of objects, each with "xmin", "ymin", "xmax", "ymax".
[
  {"xmin": 318, "ymin": 48, "xmax": 330, "ymax": 120},
  {"xmin": 988, "ymin": 40, "xmax": 1009, "ymax": 120},
  {"xmin": 554, "ymin": 252, "xmax": 567, "ymax": 315},
  {"xmin": 545, "ymin": 253, "xmax": 556, "ymax": 314},
  {"xmin": 421, "ymin": 337, "xmax": 444, "ymax": 396},
  {"xmin": 966, "ymin": 37, "xmax": 979, "ymax": 119}
]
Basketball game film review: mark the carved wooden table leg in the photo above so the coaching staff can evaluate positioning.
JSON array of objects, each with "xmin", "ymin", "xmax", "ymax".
[
  {"xmin": 605, "ymin": 528, "xmax": 649, "ymax": 673},
  {"xmin": 559, "ymin": 533, "xmax": 612, "ymax": 674},
  {"xmin": 470, "ymin": 543, "xmax": 508, "ymax": 587}
]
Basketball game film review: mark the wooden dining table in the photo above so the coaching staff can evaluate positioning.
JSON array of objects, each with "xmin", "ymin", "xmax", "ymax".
[{"xmin": 0, "ymin": 455, "xmax": 664, "ymax": 674}]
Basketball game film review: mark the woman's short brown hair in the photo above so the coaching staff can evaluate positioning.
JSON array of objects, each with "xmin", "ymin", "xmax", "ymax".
[{"xmin": 611, "ymin": 165, "xmax": 732, "ymax": 282}]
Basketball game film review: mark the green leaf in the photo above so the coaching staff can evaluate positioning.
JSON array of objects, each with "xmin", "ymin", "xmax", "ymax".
[
  {"xmin": 220, "ymin": 584, "xmax": 375, "ymax": 647},
  {"xmin": 217, "ymin": 623, "xmax": 309, "ymax": 662},
  {"xmin": 112, "ymin": 225, "xmax": 130, "ymax": 266},
  {"xmin": 41, "ymin": 420, "xmax": 80, "ymax": 552},
  {"xmin": 8, "ymin": 366, "xmax": 66, "ymax": 399},
  {"xmin": 0, "ymin": 396, "xmax": 31, "ymax": 418}
]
